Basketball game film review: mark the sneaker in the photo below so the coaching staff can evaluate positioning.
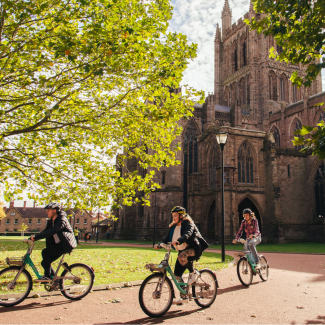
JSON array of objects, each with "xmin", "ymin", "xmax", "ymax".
[
  {"xmin": 255, "ymin": 263, "xmax": 261, "ymax": 270},
  {"xmin": 35, "ymin": 276, "xmax": 52, "ymax": 283},
  {"xmin": 188, "ymin": 272, "xmax": 198, "ymax": 285},
  {"xmin": 173, "ymin": 298, "xmax": 183, "ymax": 305}
]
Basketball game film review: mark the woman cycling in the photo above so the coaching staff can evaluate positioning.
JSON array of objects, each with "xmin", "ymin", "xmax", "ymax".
[
  {"xmin": 154, "ymin": 206, "xmax": 209, "ymax": 291},
  {"xmin": 232, "ymin": 208, "xmax": 261, "ymax": 269}
]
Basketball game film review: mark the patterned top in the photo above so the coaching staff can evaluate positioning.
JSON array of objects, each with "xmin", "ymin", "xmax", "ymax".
[{"xmin": 235, "ymin": 218, "xmax": 260, "ymax": 240}]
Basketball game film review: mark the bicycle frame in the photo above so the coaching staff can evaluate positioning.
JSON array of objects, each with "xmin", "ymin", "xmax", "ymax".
[{"xmin": 236, "ymin": 239, "xmax": 258, "ymax": 273}]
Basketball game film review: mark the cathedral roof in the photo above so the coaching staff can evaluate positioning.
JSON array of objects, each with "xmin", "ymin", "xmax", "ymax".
[
  {"xmin": 193, "ymin": 102, "xmax": 203, "ymax": 108},
  {"xmin": 215, "ymin": 105, "xmax": 230, "ymax": 112}
]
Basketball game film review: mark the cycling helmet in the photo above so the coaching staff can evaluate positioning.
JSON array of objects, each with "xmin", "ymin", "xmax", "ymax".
[
  {"xmin": 171, "ymin": 206, "xmax": 186, "ymax": 215},
  {"xmin": 242, "ymin": 208, "xmax": 253, "ymax": 215},
  {"xmin": 44, "ymin": 202, "xmax": 61, "ymax": 211}
]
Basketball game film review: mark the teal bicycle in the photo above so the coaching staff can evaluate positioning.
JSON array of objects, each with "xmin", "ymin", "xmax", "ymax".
[
  {"xmin": 139, "ymin": 242, "xmax": 218, "ymax": 318},
  {"xmin": 234, "ymin": 238, "xmax": 269, "ymax": 287},
  {"xmin": 0, "ymin": 239, "xmax": 94, "ymax": 307}
]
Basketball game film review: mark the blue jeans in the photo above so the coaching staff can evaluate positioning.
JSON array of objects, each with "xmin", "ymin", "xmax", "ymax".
[{"xmin": 244, "ymin": 236, "xmax": 261, "ymax": 264}]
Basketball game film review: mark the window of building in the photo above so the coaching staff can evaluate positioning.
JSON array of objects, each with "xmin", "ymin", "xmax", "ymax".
[
  {"xmin": 294, "ymin": 119, "xmax": 303, "ymax": 150},
  {"xmin": 292, "ymin": 85, "xmax": 298, "ymax": 103},
  {"xmin": 5, "ymin": 229, "xmax": 9, "ymax": 232},
  {"xmin": 287, "ymin": 165, "xmax": 291, "ymax": 178},
  {"xmin": 14, "ymin": 228, "xmax": 17, "ymax": 232},
  {"xmin": 209, "ymin": 142, "xmax": 220, "ymax": 189},
  {"xmin": 84, "ymin": 219, "xmax": 87, "ymax": 225},
  {"xmin": 11, "ymin": 211, "xmax": 15, "ymax": 216},
  {"xmin": 238, "ymin": 142, "xmax": 254, "ymax": 184},
  {"xmin": 161, "ymin": 171, "xmax": 166, "ymax": 185},
  {"xmin": 14, "ymin": 219, "xmax": 18, "ymax": 224},
  {"xmin": 318, "ymin": 111, "xmax": 325, "ymax": 127},
  {"xmin": 234, "ymin": 49, "xmax": 238, "ymax": 71},
  {"xmin": 277, "ymin": 44, "xmax": 283, "ymax": 54},
  {"xmin": 279, "ymin": 77, "xmax": 285, "ymax": 101},
  {"xmin": 37, "ymin": 218, "xmax": 41, "ymax": 224},
  {"xmin": 28, "ymin": 219, "xmax": 32, "ymax": 224},
  {"xmin": 224, "ymin": 171, "xmax": 230, "ymax": 184},
  {"xmin": 76, "ymin": 218, "xmax": 80, "ymax": 224},
  {"xmin": 243, "ymin": 42, "xmax": 247, "ymax": 66},
  {"xmin": 161, "ymin": 212, "xmax": 164, "ymax": 220},
  {"xmin": 6, "ymin": 219, "xmax": 9, "ymax": 225},
  {"xmin": 271, "ymin": 126, "xmax": 280, "ymax": 147}
]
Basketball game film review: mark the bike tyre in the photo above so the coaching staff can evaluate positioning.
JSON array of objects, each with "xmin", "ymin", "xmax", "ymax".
[
  {"xmin": 258, "ymin": 256, "xmax": 269, "ymax": 281},
  {"xmin": 139, "ymin": 273, "xmax": 174, "ymax": 318},
  {"xmin": 60, "ymin": 263, "xmax": 94, "ymax": 300},
  {"xmin": 192, "ymin": 269, "xmax": 218, "ymax": 308},
  {"xmin": 0, "ymin": 266, "xmax": 32, "ymax": 307},
  {"xmin": 237, "ymin": 257, "xmax": 253, "ymax": 287}
]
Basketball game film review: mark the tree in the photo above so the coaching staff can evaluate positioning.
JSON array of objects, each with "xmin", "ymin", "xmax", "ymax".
[
  {"xmin": 248, "ymin": 0, "xmax": 325, "ymax": 87},
  {"xmin": 0, "ymin": 0, "xmax": 203, "ymax": 209},
  {"xmin": 18, "ymin": 222, "xmax": 29, "ymax": 236}
]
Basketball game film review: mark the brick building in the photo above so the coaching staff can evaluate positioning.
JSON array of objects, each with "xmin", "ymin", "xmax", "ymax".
[
  {"xmin": 0, "ymin": 201, "xmax": 97, "ymax": 234},
  {"xmin": 113, "ymin": 1, "xmax": 325, "ymax": 243}
]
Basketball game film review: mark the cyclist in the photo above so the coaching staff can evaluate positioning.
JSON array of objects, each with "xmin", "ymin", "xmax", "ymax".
[
  {"xmin": 31, "ymin": 202, "xmax": 77, "ymax": 282},
  {"xmin": 232, "ymin": 208, "xmax": 261, "ymax": 269},
  {"xmin": 154, "ymin": 206, "xmax": 209, "ymax": 288}
]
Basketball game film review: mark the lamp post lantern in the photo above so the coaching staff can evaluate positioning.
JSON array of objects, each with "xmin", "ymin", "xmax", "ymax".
[{"xmin": 216, "ymin": 132, "xmax": 228, "ymax": 262}]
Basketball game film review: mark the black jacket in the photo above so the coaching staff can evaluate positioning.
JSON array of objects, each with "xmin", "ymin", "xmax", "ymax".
[
  {"xmin": 161, "ymin": 220, "xmax": 209, "ymax": 260},
  {"xmin": 34, "ymin": 211, "xmax": 77, "ymax": 253}
]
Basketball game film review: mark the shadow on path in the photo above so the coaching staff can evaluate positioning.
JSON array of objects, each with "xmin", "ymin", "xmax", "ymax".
[
  {"xmin": 95, "ymin": 308, "xmax": 201, "ymax": 324},
  {"xmin": 0, "ymin": 300, "xmax": 72, "ymax": 313}
]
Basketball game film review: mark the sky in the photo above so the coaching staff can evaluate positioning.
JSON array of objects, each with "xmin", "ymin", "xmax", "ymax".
[{"xmin": 168, "ymin": 0, "xmax": 325, "ymax": 95}]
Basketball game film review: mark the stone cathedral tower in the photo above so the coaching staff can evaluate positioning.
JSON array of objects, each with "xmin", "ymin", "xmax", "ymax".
[{"xmin": 113, "ymin": 1, "xmax": 325, "ymax": 244}]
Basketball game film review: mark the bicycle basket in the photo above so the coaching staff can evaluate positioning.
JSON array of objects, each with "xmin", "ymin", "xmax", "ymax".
[
  {"xmin": 6, "ymin": 257, "xmax": 24, "ymax": 266},
  {"xmin": 145, "ymin": 263, "xmax": 166, "ymax": 272}
]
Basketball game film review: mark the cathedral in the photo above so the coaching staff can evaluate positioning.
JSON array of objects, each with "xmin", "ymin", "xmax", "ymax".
[{"xmin": 113, "ymin": 0, "xmax": 325, "ymax": 243}]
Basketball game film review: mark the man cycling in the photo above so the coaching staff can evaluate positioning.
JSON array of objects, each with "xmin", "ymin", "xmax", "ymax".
[{"xmin": 31, "ymin": 202, "xmax": 77, "ymax": 282}]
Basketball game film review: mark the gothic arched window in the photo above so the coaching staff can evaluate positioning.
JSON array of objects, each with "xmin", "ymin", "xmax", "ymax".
[
  {"xmin": 234, "ymin": 49, "xmax": 238, "ymax": 71},
  {"xmin": 292, "ymin": 85, "xmax": 298, "ymax": 103},
  {"xmin": 238, "ymin": 142, "xmax": 254, "ymax": 184},
  {"xmin": 318, "ymin": 111, "xmax": 325, "ymax": 125},
  {"xmin": 208, "ymin": 142, "xmax": 220, "ymax": 189},
  {"xmin": 271, "ymin": 126, "xmax": 280, "ymax": 147},
  {"xmin": 315, "ymin": 162, "xmax": 325, "ymax": 218},
  {"xmin": 243, "ymin": 42, "xmax": 247, "ymax": 66},
  {"xmin": 269, "ymin": 71, "xmax": 277, "ymax": 101},
  {"xmin": 294, "ymin": 119, "xmax": 303, "ymax": 151}
]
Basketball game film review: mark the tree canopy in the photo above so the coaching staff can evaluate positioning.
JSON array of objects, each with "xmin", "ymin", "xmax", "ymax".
[
  {"xmin": 248, "ymin": 0, "xmax": 325, "ymax": 87},
  {"xmin": 0, "ymin": 0, "xmax": 203, "ymax": 209}
]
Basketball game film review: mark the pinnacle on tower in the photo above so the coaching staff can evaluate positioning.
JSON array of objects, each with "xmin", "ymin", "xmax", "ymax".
[
  {"xmin": 249, "ymin": 0, "xmax": 254, "ymax": 12},
  {"xmin": 215, "ymin": 23, "xmax": 221, "ymax": 41},
  {"xmin": 222, "ymin": 0, "xmax": 232, "ymax": 39},
  {"xmin": 222, "ymin": 0, "xmax": 231, "ymax": 14}
]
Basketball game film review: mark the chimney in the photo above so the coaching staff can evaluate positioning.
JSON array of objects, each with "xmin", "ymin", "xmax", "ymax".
[
  {"xmin": 33, "ymin": 201, "xmax": 36, "ymax": 208},
  {"xmin": 9, "ymin": 201, "xmax": 14, "ymax": 208},
  {"xmin": 23, "ymin": 201, "xmax": 27, "ymax": 209}
]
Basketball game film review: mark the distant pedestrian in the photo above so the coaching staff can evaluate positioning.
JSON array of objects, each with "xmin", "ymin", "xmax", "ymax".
[
  {"xmin": 106, "ymin": 229, "xmax": 110, "ymax": 239},
  {"xmin": 74, "ymin": 227, "xmax": 80, "ymax": 245}
]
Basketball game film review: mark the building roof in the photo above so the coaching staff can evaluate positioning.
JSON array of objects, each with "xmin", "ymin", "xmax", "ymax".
[
  {"xmin": 92, "ymin": 218, "xmax": 113, "ymax": 227},
  {"xmin": 6, "ymin": 207, "xmax": 76, "ymax": 219},
  {"xmin": 193, "ymin": 102, "xmax": 203, "ymax": 108},
  {"xmin": 215, "ymin": 105, "xmax": 231, "ymax": 112}
]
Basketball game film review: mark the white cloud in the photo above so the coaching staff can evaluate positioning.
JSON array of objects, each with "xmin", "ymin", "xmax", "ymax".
[{"xmin": 169, "ymin": 0, "xmax": 325, "ymax": 95}]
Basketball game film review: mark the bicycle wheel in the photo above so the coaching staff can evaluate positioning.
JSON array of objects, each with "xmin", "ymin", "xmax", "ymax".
[
  {"xmin": 258, "ymin": 256, "xmax": 269, "ymax": 281},
  {"xmin": 0, "ymin": 266, "xmax": 32, "ymax": 307},
  {"xmin": 192, "ymin": 269, "xmax": 218, "ymax": 308},
  {"xmin": 237, "ymin": 257, "xmax": 253, "ymax": 287},
  {"xmin": 139, "ymin": 273, "xmax": 174, "ymax": 318},
  {"xmin": 60, "ymin": 263, "xmax": 94, "ymax": 300}
]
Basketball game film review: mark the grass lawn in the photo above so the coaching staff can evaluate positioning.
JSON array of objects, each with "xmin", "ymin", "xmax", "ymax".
[{"xmin": 0, "ymin": 238, "xmax": 232, "ymax": 291}]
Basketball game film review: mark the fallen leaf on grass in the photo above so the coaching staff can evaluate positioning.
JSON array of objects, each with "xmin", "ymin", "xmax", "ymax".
[
  {"xmin": 124, "ymin": 282, "xmax": 132, "ymax": 287},
  {"xmin": 33, "ymin": 294, "xmax": 40, "ymax": 298},
  {"xmin": 106, "ymin": 285, "xmax": 112, "ymax": 290}
]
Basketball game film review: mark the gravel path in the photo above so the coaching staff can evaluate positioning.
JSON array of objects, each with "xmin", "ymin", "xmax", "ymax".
[{"xmin": 1, "ymin": 248, "xmax": 325, "ymax": 324}]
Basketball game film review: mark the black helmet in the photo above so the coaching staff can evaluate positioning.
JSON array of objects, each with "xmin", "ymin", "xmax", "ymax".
[
  {"xmin": 44, "ymin": 202, "xmax": 61, "ymax": 211},
  {"xmin": 242, "ymin": 208, "xmax": 252, "ymax": 215},
  {"xmin": 171, "ymin": 206, "xmax": 186, "ymax": 215}
]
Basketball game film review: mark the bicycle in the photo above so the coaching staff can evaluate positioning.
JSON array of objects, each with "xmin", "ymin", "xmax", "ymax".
[
  {"xmin": 234, "ymin": 238, "xmax": 269, "ymax": 287},
  {"xmin": 0, "ymin": 239, "xmax": 95, "ymax": 307},
  {"xmin": 138, "ymin": 242, "xmax": 218, "ymax": 318}
]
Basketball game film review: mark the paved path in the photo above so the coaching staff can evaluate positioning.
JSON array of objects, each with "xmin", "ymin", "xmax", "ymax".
[{"xmin": 1, "ymin": 250, "xmax": 325, "ymax": 324}]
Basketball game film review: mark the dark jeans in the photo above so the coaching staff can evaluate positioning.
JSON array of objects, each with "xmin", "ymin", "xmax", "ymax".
[
  {"xmin": 41, "ymin": 243, "xmax": 67, "ymax": 277},
  {"xmin": 75, "ymin": 236, "xmax": 79, "ymax": 244}
]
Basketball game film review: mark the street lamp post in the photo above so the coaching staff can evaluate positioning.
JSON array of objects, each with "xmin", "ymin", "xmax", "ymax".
[
  {"xmin": 96, "ymin": 207, "xmax": 100, "ymax": 243},
  {"xmin": 152, "ymin": 183, "xmax": 160, "ymax": 248},
  {"xmin": 216, "ymin": 132, "xmax": 228, "ymax": 262}
]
